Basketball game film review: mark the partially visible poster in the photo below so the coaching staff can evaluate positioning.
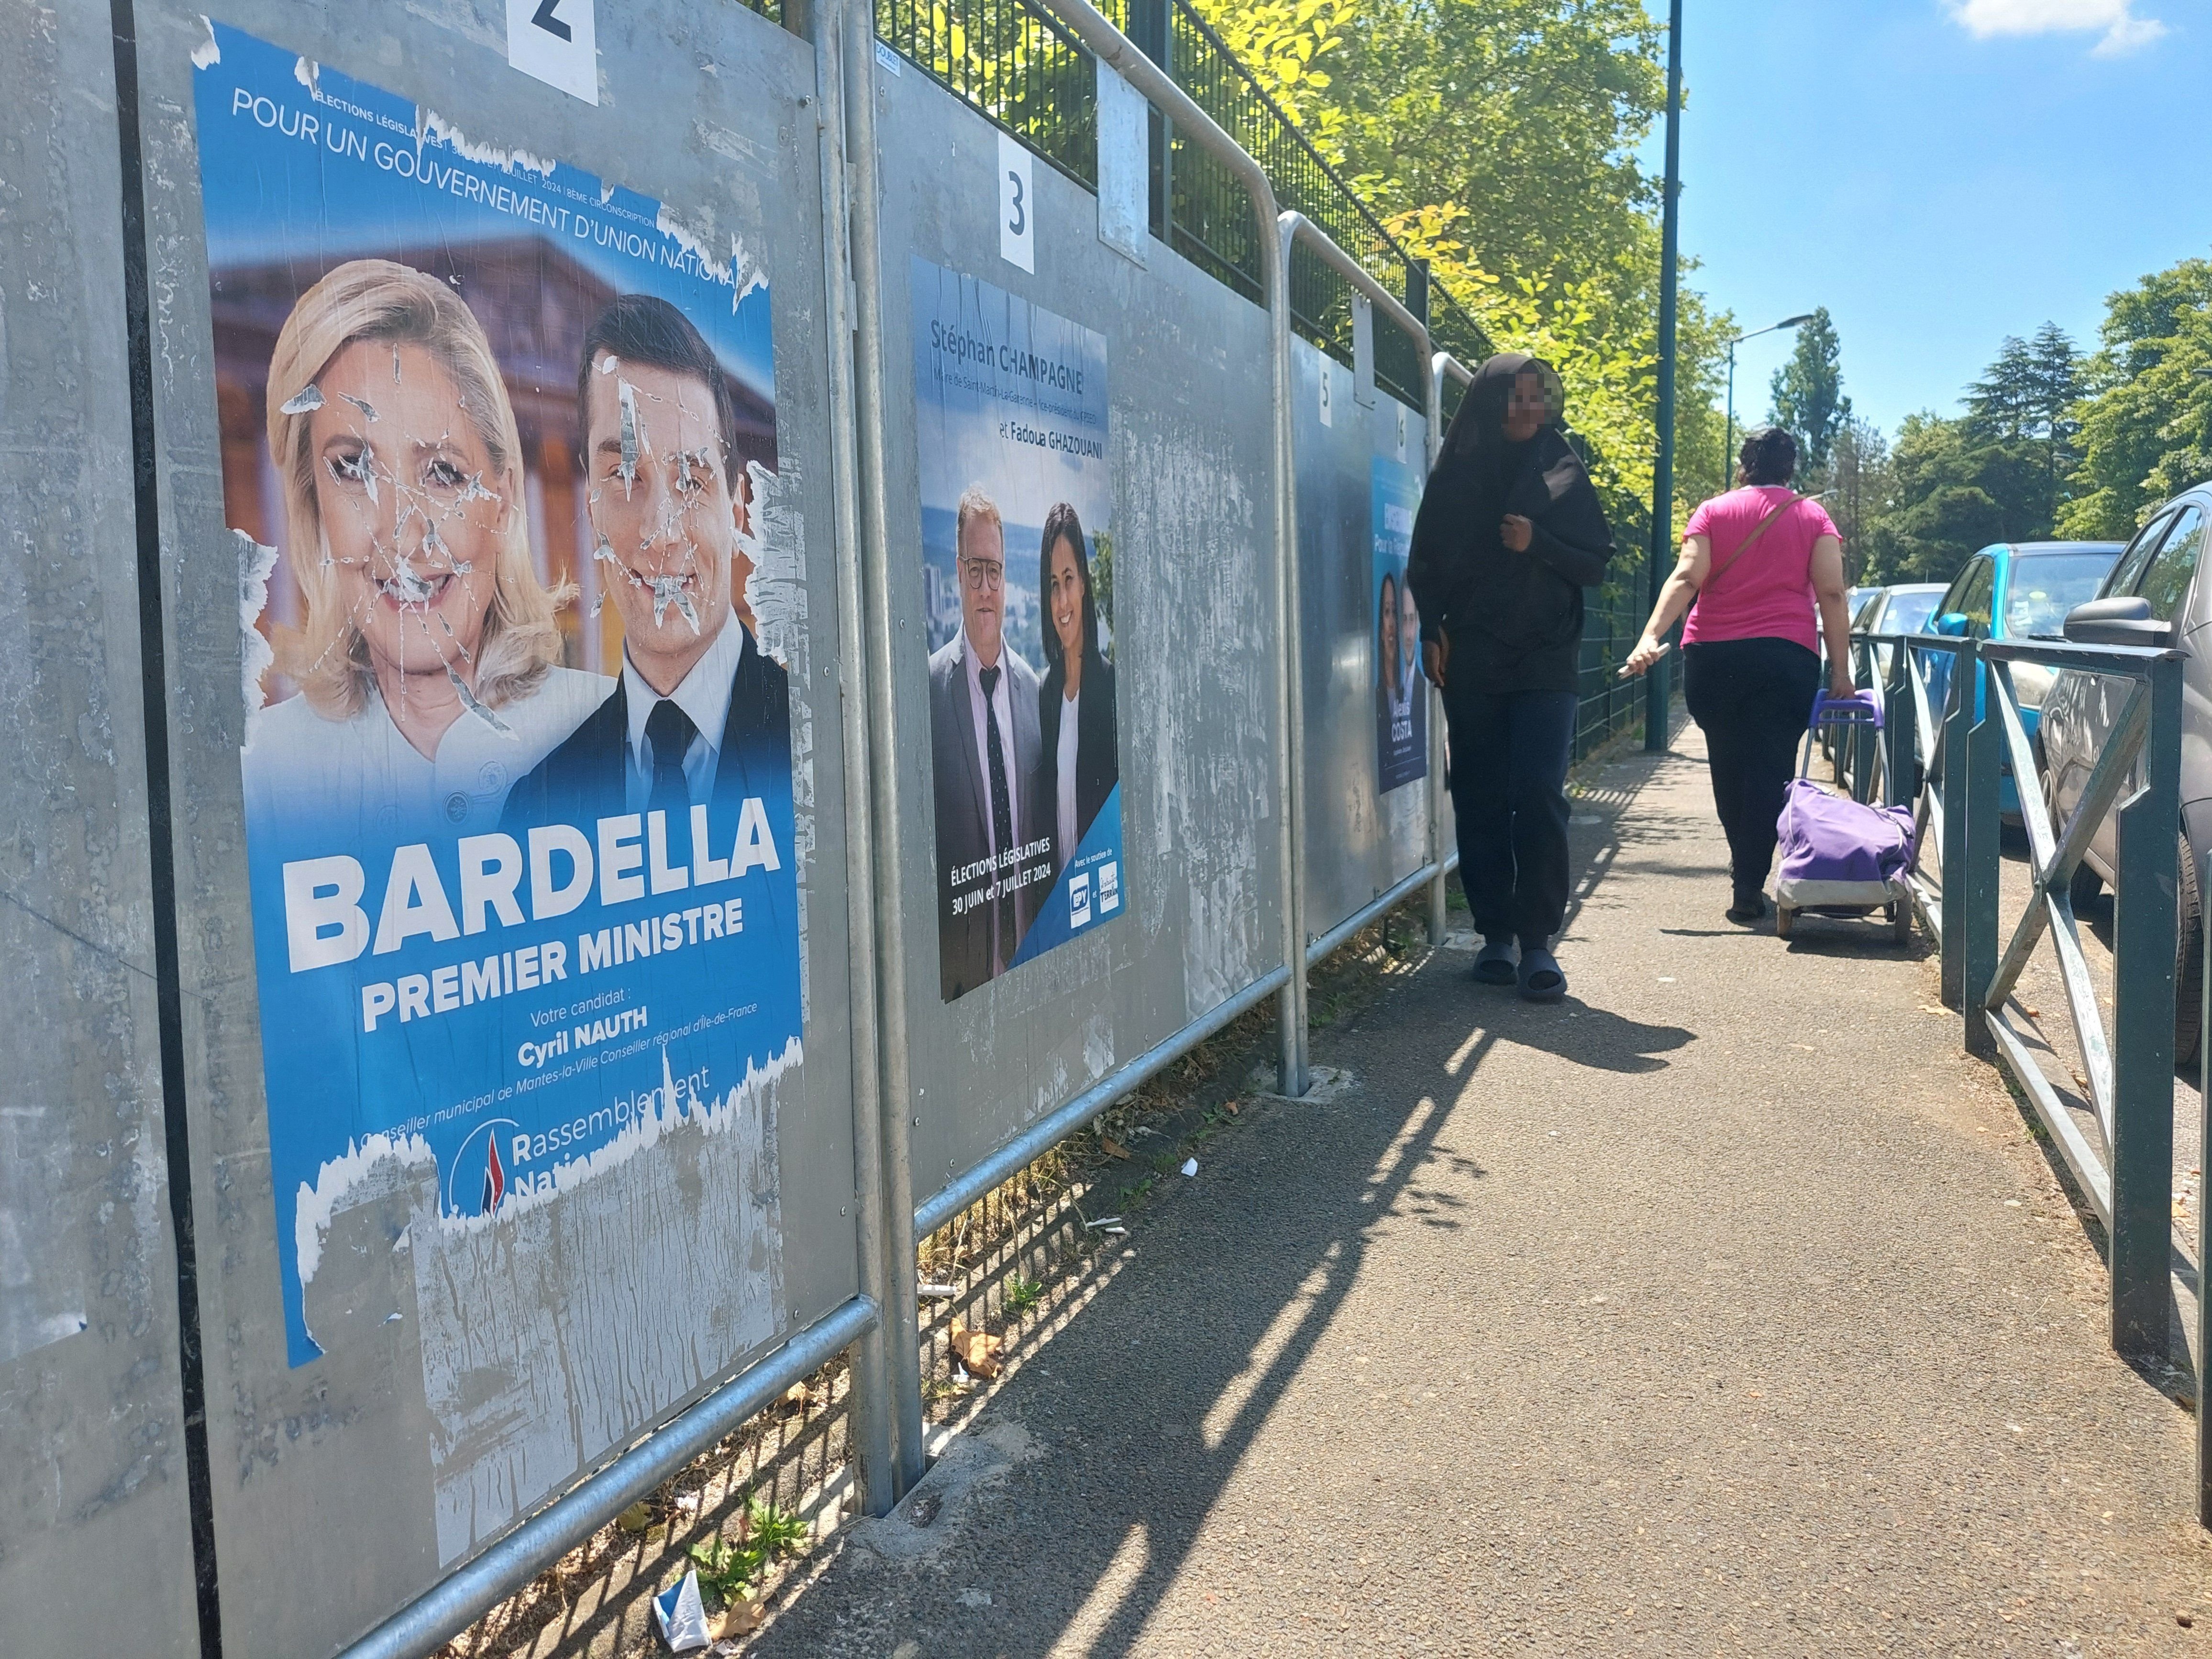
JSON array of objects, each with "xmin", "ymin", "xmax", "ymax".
[
  {"xmin": 1373, "ymin": 454, "xmax": 1427, "ymax": 793},
  {"xmin": 193, "ymin": 21, "xmax": 799, "ymax": 1395},
  {"xmin": 911, "ymin": 256, "xmax": 1123, "ymax": 1002}
]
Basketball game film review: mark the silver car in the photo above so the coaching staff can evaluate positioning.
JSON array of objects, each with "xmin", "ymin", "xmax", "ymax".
[{"xmin": 2035, "ymin": 491, "xmax": 2211, "ymax": 1060}]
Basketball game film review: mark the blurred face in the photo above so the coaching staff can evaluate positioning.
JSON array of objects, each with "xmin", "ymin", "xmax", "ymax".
[
  {"xmin": 309, "ymin": 339, "xmax": 505, "ymax": 691},
  {"xmin": 584, "ymin": 354, "xmax": 746, "ymax": 685},
  {"xmin": 1047, "ymin": 533, "xmax": 1085, "ymax": 663},
  {"xmin": 1399, "ymin": 583, "xmax": 1419, "ymax": 672},
  {"xmin": 1503, "ymin": 368, "xmax": 1550, "ymax": 442},
  {"xmin": 958, "ymin": 511, "xmax": 1006, "ymax": 665},
  {"xmin": 1380, "ymin": 581, "xmax": 1400, "ymax": 681}
]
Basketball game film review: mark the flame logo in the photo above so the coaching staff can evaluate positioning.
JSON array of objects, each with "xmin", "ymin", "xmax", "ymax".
[{"xmin": 447, "ymin": 1119, "xmax": 520, "ymax": 1217}]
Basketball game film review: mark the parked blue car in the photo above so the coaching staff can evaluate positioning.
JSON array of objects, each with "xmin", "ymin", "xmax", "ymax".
[{"xmin": 1924, "ymin": 541, "xmax": 2124, "ymax": 818}]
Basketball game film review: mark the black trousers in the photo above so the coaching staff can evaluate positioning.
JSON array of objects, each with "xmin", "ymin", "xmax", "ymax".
[
  {"xmin": 1682, "ymin": 637, "xmax": 1821, "ymax": 900},
  {"xmin": 1442, "ymin": 684, "xmax": 1578, "ymax": 946}
]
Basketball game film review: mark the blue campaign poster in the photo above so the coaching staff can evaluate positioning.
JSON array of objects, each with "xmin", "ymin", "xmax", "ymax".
[
  {"xmin": 909, "ymin": 256, "xmax": 1126, "ymax": 1001},
  {"xmin": 1372, "ymin": 454, "xmax": 1428, "ymax": 794},
  {"xmin": 194, "ymin": 22, "xmax": 801, "ymax": 1367}
]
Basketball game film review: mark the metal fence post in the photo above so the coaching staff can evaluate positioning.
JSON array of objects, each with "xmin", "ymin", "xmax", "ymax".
[
  {"xmin": 2111, "ymin": 652, "xmax": 2182, "ymax": 1360},
  {"xmin": 1962, "ymin": 653, "xmax": 1999, "ymax": 1060},
  {"xmin": 841, "ymin": 0, "xmax": 927, "ymax": 1492},
  {"xmin": 1272, "ymin": 213, "xmax": 1311, "ymax": 1096},
  {"xmin": 810, "ymin": 0, "xmax": 900, "ymax": 1518},
  {"xmin": 1940, "ymin": 646, "xmax": 1972, "ymax": 1008},
  {"xmin": 1884, "ymin": 641, "xmax": 1915, "ymax": 812},
  {"xmin": 1423, "ymin": 354, "xmax": 1451, "ymax": 944}
]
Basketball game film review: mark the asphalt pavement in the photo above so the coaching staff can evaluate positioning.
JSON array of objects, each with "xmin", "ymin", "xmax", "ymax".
[{"xmin": 748, "ymin": 726, "xmax": 2212, "ymax": 1657}]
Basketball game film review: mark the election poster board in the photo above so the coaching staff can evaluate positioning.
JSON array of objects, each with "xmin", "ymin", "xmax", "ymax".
[
  {"xmin": 1372, "ymin": 454, "xmax": 1427, "ymax": 795},
  {"xmin": 911, "ymin": 257, "xmax": 1125, "ymax": 1002},
  {"xmin": 193, "ymin": 21, "xmax": 801, "ymax": 1382}
]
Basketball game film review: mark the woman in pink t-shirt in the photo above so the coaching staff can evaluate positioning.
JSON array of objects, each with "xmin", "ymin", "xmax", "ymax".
[{"xmin": 1622, "ymin": 427, "xmax": 1854, "ymax": 923}]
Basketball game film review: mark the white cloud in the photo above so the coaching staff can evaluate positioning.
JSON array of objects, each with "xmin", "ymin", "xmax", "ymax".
[{"xmin": 1950, "ymin": 0, "xmax": 2168, "ymax": 54}]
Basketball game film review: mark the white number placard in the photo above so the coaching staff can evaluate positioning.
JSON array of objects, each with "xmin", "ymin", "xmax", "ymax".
[
  {"xmin": 507, "ymin": 0, "xmax": 597, "ymax": 104},
  {"xmin": 999, "ymin": 131, "xmax": 1035, "ymax": 274}
]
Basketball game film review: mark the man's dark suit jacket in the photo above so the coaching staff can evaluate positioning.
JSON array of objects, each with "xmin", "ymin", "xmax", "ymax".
[
  {"xmin": 1036, "ymin": 652, "xmax": 1118, "ymax": 879},
  {"xmin": 499, "ymin": 625, "xmax": 790, "ymax": 859},
  {"xmin": 928, "ymin": 632, "xmax": 1046, "ymax": 1001}
]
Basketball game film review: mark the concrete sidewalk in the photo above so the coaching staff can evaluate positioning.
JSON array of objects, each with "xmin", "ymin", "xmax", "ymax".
[{"xmin": 752, "ymin": 728, "xmax": 2212, "ymax": 1657}]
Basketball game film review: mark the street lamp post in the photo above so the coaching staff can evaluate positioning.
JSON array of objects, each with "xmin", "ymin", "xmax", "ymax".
[
  {"xmin": 1722, "ymin": 314, "xmax": 1815, "ymax": 493},
  {"xmin": 1642, "ymin": 0, "xmax": 1683, "ymax": 752}
]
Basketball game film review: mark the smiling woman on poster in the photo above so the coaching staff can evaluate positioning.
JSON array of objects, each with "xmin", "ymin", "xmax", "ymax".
[
  {"xmin": 243, "ymin": 259, "xmax": 609, "ymax": 841},
  {"xmin": 1034, "ymin": 501, "xmax": 1117, "ymax": 881}
]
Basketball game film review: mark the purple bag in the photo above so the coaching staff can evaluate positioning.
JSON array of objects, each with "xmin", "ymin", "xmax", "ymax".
[{"xmin": 1774, "ymin": 777, "xmax": 1916, "ymax": 908}]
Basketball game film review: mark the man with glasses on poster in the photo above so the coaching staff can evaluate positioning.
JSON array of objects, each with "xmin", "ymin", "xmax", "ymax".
[{"xmin": 929, "ymin": 484, "xmax": 1047, "ymax": 999}]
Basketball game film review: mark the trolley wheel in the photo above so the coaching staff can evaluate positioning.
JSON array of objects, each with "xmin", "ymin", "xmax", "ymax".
[
  {"xmin": 1889, "ymin": 900, "xmax": 1913, "ymax": 947},
  {"xmin": 1776, "ymin": 905, "xmax": 1796, "ymax": 940}
]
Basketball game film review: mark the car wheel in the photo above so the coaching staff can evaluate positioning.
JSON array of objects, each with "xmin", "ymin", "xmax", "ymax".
[
  {"xmin": 2068, "ymin": 862, "xmax": 2103, "ymax": 914},
  {"xmin": 2177, "ymin": 832, "xmax": 2202, "ymax": 1069}
]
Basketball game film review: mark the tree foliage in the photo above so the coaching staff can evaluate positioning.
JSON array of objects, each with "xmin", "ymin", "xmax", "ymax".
[
  {"xmin": 1185, "ymin": 0, "xmax": 1731, "ymax": 555},
  {"xmin": 2058, "ymin": 258, "xmax": 2212, "ymax": 539},
  {"xmin": 1768, "ymin": 307, "xmax": 1850, "ymax": 480}
]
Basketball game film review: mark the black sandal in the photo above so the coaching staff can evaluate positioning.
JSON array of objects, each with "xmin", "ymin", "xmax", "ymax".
[
  {"xmin": 1725, "ymin": 892, "xmax": 1769, "ymax": 924},
  {"xmin": 1473, "ymin": 937, "xmax": 1517, "ymax": 984}
]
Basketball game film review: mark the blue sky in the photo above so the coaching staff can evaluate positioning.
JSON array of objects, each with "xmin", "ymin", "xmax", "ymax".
[{"xmin": 1658, "ymin": 0, "xmax": 2212, "ymax": 437}]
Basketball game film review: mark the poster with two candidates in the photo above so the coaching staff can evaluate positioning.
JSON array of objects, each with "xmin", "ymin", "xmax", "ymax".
[
  {"xmin": 1372, "ymin": 455, "xmax": 1428, "ymax": 794},
  {"xmin": 193, "ymin": 18, "xmax": 801, "ymax": 1410},
  {"xmin": 911, "ymin": 256, "xmax": 1126, "ymax": 1002}
]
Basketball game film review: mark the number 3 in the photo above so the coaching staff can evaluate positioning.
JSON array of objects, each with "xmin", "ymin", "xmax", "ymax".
[{"xmin": 1006, "ymin": 170, "xmax": 1026, "ymax": 237}]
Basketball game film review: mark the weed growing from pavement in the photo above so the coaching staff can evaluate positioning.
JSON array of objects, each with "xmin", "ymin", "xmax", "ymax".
[
  {"xmin": 1005, "ymin": 1273, "xmax": 1043, "ymax": 1313},
  {"xmin": 688, "ymin": 1498, "xmax": 808, "ymax": 1601}
]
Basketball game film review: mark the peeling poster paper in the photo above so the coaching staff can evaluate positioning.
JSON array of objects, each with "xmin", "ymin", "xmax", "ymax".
[{"xmin": 190, "ymin": 21, "xmax": 802, "ymax": 1525}]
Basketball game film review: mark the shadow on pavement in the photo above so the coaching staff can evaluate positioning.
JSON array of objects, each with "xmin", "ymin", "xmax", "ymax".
[
  {"xmin": 748, "ymin": 738, "xmax": 1696, "ymax": 1659},
  {"xmin": 1480, "ymin": 995, "xmax": 1693, "ymax": 1074}
]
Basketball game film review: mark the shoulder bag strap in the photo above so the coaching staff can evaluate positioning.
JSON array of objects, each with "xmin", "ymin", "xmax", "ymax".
[{"xmin": 1701, "ymin": 492, "xmax": 1802, "ymax": 592}]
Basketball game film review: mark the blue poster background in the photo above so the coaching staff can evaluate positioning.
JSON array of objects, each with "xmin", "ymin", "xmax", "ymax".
[
  {"xmin": 195, "ymin": 22, "xmax": 801, "ymax": 1366},
  {"xmin": 910, "ymin": 257, "xmax": 1125, "ymax": 999},
  {"xmin": 1372, "ymin": 454, "xmax": 1428, "ymax": 794}
]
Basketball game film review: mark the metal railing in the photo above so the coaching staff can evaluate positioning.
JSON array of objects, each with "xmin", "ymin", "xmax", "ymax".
[
  {"xmin": 1573, "ymin": 585, "xmax": 1648, "ymax": 760},
  {"xmin": 876, "ymin": 0, "xmax": 1492, "ymax": 406},
  {"xmin": 876, "ymin": 0, "xmax": 1100, "ymax": 185},
  {"xmin": 1972, "ymin": 638, "xmax": 2184, "ymax": 1360},
  {"xmin": 1856, "ymin": 627, "xmax": 2202, "ymax": 1516},
  {"xmin": 1851, "ymin": 630, "xmax": 1974, "ymax": 982}
]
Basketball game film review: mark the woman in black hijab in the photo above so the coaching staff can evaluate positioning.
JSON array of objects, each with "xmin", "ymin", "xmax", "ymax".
[{"xmin": 1406, "ymin": 354, "xmax": 1614, "ymax": 1001}]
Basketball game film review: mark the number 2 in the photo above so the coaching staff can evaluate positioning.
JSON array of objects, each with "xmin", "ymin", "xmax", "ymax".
[{"xmin": 1006, "ymin": 170, "xmax": 1026, "ymax": 238}]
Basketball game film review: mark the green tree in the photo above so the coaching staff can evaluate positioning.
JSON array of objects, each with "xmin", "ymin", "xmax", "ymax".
[
  {"xmin": 1856, "ymin": 410, "xmax": 2054, "ymax": 586},
  {"xmin": 1964, "ymin": 321, "xmax": 2084, "ymax": 530},
  {"xmin": 1827, "ymin": 415, "xmax": 1890, "ymax": 581},
  {"xmin": 1184, "ymin": 0, "xmax": 1732, "ymax": 548},
  {"xmin": 1768, "ymin": 307, "xmax": 1850, "ymax": 481},
  {"xmin": 2059, "ymin": 258, "xmax": 2212, "ymax": 539}
]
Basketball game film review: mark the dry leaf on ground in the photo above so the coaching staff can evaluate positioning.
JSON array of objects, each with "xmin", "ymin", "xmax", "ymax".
[
  {"xmin": 947, "ymin": 1319, "xmax": 1004, "ymax": 1379},
  {"xmin": 1100, "ymin": 1137, "xmax": 1132, "ymax": 1160},
  {"xmin": 711, "ymin": 1601, "xmax": 763, "ymax": 1639}
]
